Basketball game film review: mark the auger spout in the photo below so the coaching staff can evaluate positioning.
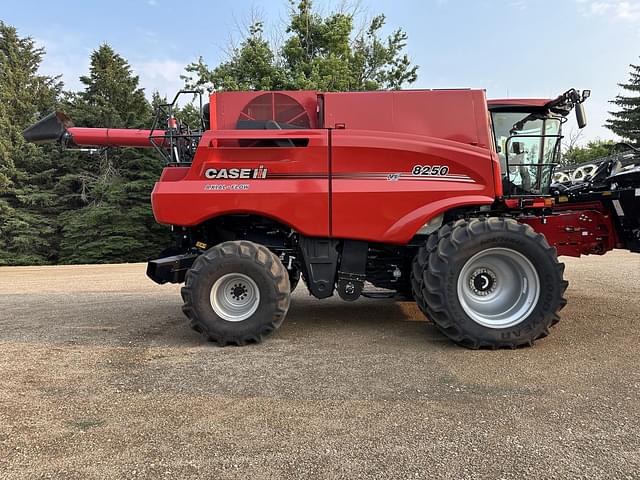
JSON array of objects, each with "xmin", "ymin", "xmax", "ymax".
[{"xmin": 23, "ymin": 111, "xmax": 165, "ymax": 148}]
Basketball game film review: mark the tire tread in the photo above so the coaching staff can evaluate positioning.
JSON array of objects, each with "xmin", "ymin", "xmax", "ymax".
[
  {"xmin": 181, "ymin": 240, "xmax": 290, "ymax": 346},
  {"xmin": 413, "ymin": 217, "xmax": 568, "ymax": 349}
]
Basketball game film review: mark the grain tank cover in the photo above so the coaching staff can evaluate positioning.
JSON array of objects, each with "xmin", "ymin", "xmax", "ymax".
[{"xmin": 322, "ymin": 89, "xmax": 492, "ymax": 149}]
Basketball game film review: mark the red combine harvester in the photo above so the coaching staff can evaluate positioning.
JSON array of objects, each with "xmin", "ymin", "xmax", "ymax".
[{"xmin": 24, "ymin": 88, "xmax": 640, "ymax": 348}]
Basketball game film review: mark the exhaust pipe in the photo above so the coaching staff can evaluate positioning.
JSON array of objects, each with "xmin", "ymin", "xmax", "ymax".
[{"xmin": 22, "ymin": 111, "xmax": 73, "ymax": 144}]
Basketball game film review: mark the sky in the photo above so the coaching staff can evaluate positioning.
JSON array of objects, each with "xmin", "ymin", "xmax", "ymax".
[{"xmin": 3, "ymin": 0, "xmax": 639, "ymax": 143}]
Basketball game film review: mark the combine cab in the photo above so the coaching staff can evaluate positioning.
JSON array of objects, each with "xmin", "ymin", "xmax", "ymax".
[{"xmin": 24, "ymin": 88, "xmax": 640, "ymax": 349}]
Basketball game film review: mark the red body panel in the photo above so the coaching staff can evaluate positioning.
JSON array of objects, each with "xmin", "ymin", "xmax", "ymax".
[
  {"xmin": 152, "ymin": 129, "xmax": 331, "ymax": 237},
  {"xmin": 151, "ymin": 89, "xmax": 500, "ymax": 244},
  {"xmin": 324, "ymin": 90, "xmax": 493, "ymax": 148},
  {"xmin": 330, "ymin": 130, "xmax": 495, "ymax": 243}
]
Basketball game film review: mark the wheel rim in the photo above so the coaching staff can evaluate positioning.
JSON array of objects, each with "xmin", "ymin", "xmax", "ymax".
[
  {"xmin": 456, "ymin": 247, "xmax": 540, "ymax": 329},
  {"xmin": 210, "ymin": 273, "xmax": 260, "ymax": 322}
]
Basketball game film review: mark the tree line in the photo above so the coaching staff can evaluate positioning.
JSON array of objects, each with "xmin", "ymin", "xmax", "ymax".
[
  {"xmin": 0, "ymin": 1, "xmax": 418, "ymax": 266},
  {"xmin": 1, "ymin": 0, "xmax": 639, "ymax": 266},
  {"xmin": 0, "ymin": 29, "xmax": 172, "ymax": 265}
]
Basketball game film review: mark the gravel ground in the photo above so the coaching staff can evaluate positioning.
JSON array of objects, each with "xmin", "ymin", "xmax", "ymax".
[{"xmin": 0, "ymin": 251, "xmax": 639, "ymax": 480}]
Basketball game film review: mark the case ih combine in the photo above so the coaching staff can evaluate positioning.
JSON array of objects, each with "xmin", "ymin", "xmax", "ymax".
[{"xmin": 24, "ymin": 88, "xmax": 640, "ymax": 348}]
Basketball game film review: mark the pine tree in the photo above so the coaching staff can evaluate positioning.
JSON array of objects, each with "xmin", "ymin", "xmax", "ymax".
[
  {"xmin": 607, "ymin": 61, "xmax": 640, "ymax": 143},
  {"xmin": 58, "ymin": 44, "xmax": 170, "ymax": 264},
  {"xmin": 69, "ymin": 44, "xmax": 150, "ymax": 129},
  {"xmin": 0, "ymin": 22, "xmax": 62, "ymax": 265}
]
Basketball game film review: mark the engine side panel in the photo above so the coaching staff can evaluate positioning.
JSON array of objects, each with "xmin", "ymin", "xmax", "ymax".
[
  {"xmin": 151, "ymin": 129, "xmax": 330, "ymax": 237},
  {"xmin": 330, "ymin": 130, "xmax": 496, "ymax": 244}
]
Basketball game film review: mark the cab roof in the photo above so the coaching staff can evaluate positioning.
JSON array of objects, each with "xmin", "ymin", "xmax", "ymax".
[{"xmin": 487, "ymin": 98, "xmax": 552, "ymax": 108}]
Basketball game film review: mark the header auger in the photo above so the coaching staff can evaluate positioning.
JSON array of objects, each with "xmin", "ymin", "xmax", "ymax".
[{"xmin": 24, "ymin": 87, "xmax": 640, "ymax": 349}]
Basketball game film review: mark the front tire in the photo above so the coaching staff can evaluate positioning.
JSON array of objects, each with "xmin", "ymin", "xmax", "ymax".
[
  {"xmin": 181, "ymin": 241, "xmax": 290, "ymax": 346},
  {"xmin": 411, "ymin": 219, "xmax": 466, "ymax": 311},
  {"xmin": 416, "ymin": 217, "xmax": 567, "ymax": 349}
]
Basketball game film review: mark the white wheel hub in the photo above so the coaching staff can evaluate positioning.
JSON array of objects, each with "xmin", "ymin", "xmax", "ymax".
[
  {"xmin": 457, "ymin": 248, "xmax": 540, "ymax": 329},
  {"xmin": 210, "ymin": 273, "xmax": 260, "ymax": 322}
]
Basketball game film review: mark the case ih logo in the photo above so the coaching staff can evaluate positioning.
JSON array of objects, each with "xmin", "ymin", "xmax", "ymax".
[{"xmin": 204, "ymin": 166, "xmax": 268, "ymax": 180}]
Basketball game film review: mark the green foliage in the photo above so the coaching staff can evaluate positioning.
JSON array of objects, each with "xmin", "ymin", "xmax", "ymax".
[
  {"xmin": 1, "ymin": 0, "xmax": 418, "ymax": 266},
  {"xmin": 0, "ymin": 29, "xmax": 170, "ymax": 266},
  {"xmin": 0, "ymin": 21, "xmax": 62, "ymax": 265},
  {"xmin": 184, "ymin": 22, "xmax": 286, "ymax": 91},
  {"xmin": 58, "ymin": 45, "xmax": 170, "ymax": 264},
  {"xmin": 179, "ymin": 102, "xmax": 205, "ymax": 129},
  {"xmin": 607, "ymin": 60, "xmax": 640, "ymax": 143},
  {"xmin": 562, "ymin": 140, "xmax": 614, "ymax": 167},
  {"xmin": 58, "ymin": 149, "xmax": 169, "ymax": 264},
  {"xmin": 69, "ymin": 44, "xmax": 151, "ymax": 128},
  {"xmin": 183, "ymin": 0, "xmax": 418, "ymax": 92}
]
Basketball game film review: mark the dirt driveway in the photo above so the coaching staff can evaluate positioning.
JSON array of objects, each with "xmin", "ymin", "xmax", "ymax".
[{"xmin": 0, "ymin": 251, "xmax": 639, "ymax": 479}]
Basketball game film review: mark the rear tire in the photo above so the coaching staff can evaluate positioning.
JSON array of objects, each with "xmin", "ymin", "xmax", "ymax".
[
  {"xmin": 181, "ymin": 241, "xmax": 290, "ymax": 346},
  {"xmin": 415, "ymin": 217, "xmax": 567, "ymax": 349}
]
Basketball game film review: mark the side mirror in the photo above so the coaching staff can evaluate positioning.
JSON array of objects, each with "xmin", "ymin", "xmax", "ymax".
[
  {"xmin": 575, "ymin": 103, "xmax": 587, "ymax": 129},
  {"xmin": 581, "ymin": 90, "xmax": 591, "ymax": 102}
]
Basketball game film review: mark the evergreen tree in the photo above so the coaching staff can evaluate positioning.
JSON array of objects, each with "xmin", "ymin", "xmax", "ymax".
[
  {"xmin": 607, "ymin": 60, "xmax": 640, "ymax": 143},
  {"xmin": 0, "ymin": 22, "xmax": 62, "ymax": 265},
  {"xmin": 183, "ymin": 0, "xmax": 418, "ymax": 92},
  {"xmin": 58, "ymin": 44, "xmax": 170, "ymax": 264},
  {"xmin": 69, "ymin": 44, "xmax": 150, "ymax": 129}
]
